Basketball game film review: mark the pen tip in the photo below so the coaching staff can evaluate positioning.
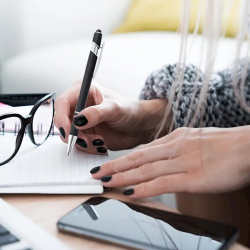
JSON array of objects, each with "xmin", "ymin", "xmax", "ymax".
[{"xmin": 67, "ymin": 135, "xmax": 77, "ymax": 156}]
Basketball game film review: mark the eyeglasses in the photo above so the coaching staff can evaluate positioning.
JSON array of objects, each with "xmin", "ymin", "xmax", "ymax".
[{"xmin": 0, "ymin": 93, "xmax": 55, "ymax": 166}]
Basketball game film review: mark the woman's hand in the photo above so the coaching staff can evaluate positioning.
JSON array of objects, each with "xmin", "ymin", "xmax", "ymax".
[
  {"xmin": 54, "ymin": 80, "xmax": 167, "ymax": 154},
  {"xmin": 91, "ymin": 126, "xmax": 250, "ymax": 198}
]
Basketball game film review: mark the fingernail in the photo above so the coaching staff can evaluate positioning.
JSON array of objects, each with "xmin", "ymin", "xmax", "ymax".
[
  {"xmin": 74, "ymin": 115, "xmax": 88, "ymax": 127},
  {"xmin": 101, "ymin": 175, "xmax": 112, "ymax": 182},
  {"xmin": 76, "ymin": 138, "xmax": 87, "ymax": 148},
  {"xmin": 92, "ymin": 139, "xmax": 104, "ymax": 146},
  {"xmin": 123, "ymin": 189, "xmax": 134, "ymax": 196},
  {"xmin": 59, "ymin": 127, "xmax": 65, "ymax": 138},
  {"xmin": 90, "ymin": 166, "xmax": 100, "ymax": 174},
  {"xmin": 97, "ymin": 147, "xmax": 107, "ymax": 153}
]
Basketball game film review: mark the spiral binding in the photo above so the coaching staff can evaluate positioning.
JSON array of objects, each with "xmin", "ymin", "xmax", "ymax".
[
  {"xmin": 0, "ymin": 121, "xmax": 56, "ymax": 136},
  {"xmin": 0, "ymin": 121, "xmax": 4, "ymax": 135}
]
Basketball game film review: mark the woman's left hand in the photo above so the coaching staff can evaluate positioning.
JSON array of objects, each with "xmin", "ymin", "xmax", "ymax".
[{"xmin": 91, "ymin": 126, "xmax": 250, "ymax": 199}]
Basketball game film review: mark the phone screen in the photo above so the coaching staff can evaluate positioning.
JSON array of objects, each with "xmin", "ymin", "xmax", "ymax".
[{"xmin": 58, "ymin": 197, "xmax": 238, "ymax": 250}]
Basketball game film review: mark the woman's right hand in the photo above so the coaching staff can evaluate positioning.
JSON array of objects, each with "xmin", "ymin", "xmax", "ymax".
[{"xmin": 53, "ymin": 80, "xmax": 167, "ymax": 154}]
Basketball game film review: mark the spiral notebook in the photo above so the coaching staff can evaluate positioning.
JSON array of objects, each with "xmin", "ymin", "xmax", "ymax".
[{"xmin": 0, "ymin": 105, "xmax": 108, "ymax": 194}]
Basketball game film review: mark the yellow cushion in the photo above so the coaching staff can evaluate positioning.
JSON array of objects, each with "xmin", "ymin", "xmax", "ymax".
[{"xmin": 114, "ymin": 0, "xmax": 241, "ymax": 37}]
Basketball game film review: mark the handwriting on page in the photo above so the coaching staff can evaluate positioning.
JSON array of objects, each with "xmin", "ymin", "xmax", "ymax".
[{"xmin": 0, "ymin": 135, "xmax": 108, "ymax": 186}]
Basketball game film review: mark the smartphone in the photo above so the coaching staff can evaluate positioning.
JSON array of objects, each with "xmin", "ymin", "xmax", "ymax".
[{"xmin": 57, "ymin": 197, "xmax": 239, "ymax": 250}]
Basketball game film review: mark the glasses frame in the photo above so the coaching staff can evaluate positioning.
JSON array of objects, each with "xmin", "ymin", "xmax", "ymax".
[{"xmin": 0, "ymin": 93, "xmax": 55, "ymax": 166}]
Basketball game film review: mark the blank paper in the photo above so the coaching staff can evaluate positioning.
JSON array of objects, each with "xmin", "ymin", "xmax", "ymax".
[{"xmin": 0, "ymin": 135, "xmax": 108, "ymax": 187}]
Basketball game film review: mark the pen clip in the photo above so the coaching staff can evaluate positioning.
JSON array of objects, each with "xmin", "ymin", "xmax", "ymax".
[{"xmin": 93, "ymin": 41, "xmax": 105, "ymax": 79}]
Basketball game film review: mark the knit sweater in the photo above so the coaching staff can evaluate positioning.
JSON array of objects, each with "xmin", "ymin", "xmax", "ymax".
[{"xmin": 140, "ymin": 63, "xmax": 250, "ymax": 128}]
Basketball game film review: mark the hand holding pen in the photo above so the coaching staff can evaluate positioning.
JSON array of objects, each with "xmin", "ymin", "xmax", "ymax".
[
  {"xmin": 53, "ymin": 30, "xmax": 163, "ymax": 156},
  {"xmin": 67, "ymin": 29, "xmax": 103, "ymax": 155}
]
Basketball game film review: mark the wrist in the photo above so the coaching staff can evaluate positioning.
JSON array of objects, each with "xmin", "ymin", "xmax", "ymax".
[{"xmin": 137, "ymin": 99, "xmax": 169, "ymax": 143}]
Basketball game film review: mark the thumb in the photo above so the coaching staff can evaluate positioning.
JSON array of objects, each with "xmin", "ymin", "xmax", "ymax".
[{"xmin": 73, "ymin": 99, "xmax": 121, "ymax": 130}]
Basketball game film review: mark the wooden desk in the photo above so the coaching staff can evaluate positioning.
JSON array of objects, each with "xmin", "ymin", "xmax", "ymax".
[{"xmin": 0, "ymin": 191, "xmax": 248, "ymax": 250}]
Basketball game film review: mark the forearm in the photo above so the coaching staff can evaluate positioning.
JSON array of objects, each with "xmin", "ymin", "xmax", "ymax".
[
  {"xmin": 139, "ymin": 99, "xmax": 168, "ymax": 131},
  {"xmin": 129, "ymin": 99, "xmax": 168, "ymax": 144},
  {"xmin": 140, "ymin": 62, "xmax": 250, "ymax": 131}
]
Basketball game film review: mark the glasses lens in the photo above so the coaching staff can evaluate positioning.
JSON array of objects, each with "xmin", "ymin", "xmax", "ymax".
[
  {"xmin": 0, "ymin": 117, "xmax": 22, "ymax": 165},
  {"xmin": 33, "ymin": 98, "xmax": 54, "ymax": 144}
]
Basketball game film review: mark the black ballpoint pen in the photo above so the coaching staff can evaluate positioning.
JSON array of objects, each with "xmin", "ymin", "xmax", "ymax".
[{"xmin": 67, "ymin": 29, "xmax": 103, "ymax": 155}]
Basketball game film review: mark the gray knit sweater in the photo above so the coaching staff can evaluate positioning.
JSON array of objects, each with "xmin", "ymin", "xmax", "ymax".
[{"xmin": 140, "ymin": 63, "xmax": 250, "ymax": 128}]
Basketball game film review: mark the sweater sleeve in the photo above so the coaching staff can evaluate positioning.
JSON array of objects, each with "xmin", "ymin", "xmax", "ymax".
[{"xmin": 139, "ymin": 63, "xmax": 250, "ymax": 128}]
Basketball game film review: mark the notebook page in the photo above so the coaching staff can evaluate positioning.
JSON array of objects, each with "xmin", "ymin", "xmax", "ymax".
[{"xmin": 0, "ymin": 135, "xmax": 108, "ymax": 187}]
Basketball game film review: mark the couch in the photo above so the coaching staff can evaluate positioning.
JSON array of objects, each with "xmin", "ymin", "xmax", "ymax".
[{"xmin": 0, "ymin": 0, "xmax": 247, "ymax": 99}]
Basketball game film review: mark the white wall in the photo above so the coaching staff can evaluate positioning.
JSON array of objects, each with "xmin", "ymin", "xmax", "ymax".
[
  {"xmin": 0, "ymin": 1, "xmax": 23, "ymax": 61},
  {"xmin": 0, "ymin": 0, "xmax": 131, "ymax": 61}
]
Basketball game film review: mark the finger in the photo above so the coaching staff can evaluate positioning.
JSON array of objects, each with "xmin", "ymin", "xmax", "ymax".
[
  {"xmin": 84, "ymin": 134, "xmax": 105, "ymax": 147},
  {"xmin": 123, "ymin": 173, "xmax": 189, "ymax": 199},
  {"xmin": 54, "ymin": 97, "xmax": 73, "ymax": 142},
  {"xmin": 54, "ymin": 82, "xmax": 83, "ymax": 139},
  {"xmin": 74, "ymin": 131, "xmax": 90, "ymax": 149},
  {"xmin": 75, "ymin": 144, "xmax": 108, "ymax": 155},
  {"xmin": 56, "ymin": 114, "xmax": 71, "ymax": 143},
  {"xmin": 73, "ymin": 99, "xmax": 122, "ymax": 130},
  {"xmin": 91, "ymin": 144, "xmax": 174, "ymax": 179},
  {"xmin": 100, "ymin": 159, "xmax": 183, "ymax": 188},
  {"xmin": 75, "ymin": 131, "xmax": 107, "ymax": 155},
  {"xmin": 76, "ymin": 131, "xmax": 105, "ymax": 148},
  {"xmin": 54, "ymin": 87, "xmax": 78, "ymax": 125},
  {"xmin": 54, "ymin": 96, "xmax": 71, "ymax": 120},
  {"xmin": 56, "ymin": 82, "xmax": 80, "ymax": 113}
]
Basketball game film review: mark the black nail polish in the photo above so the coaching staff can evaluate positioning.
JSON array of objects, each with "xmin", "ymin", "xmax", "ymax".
[
  {"xmin": 59, "ymin": 127, "xmax": 65, "ymax": 138},
  {"xmin": 97, "ymin": 147, "xmax": 107, "ymax": 153},
  {"xmin": 76, "ymin": 138, "xmax": 87, "ymax": 148},
  {"xmin": 101, "ymin": 175, "xmax": 112, "ymax": 182},
  {"xmin": 74, "ymin": 115, "xmax": 88, "ymax": 127},
  {"xmin": 92, "ymin": 139, "xmax": 104, "ymax": 146},
  {"xmin": 90, "ymin": 166, "xmax": 100, "ymax": 174},
  {"xmin": 123, "ymin": 189, "xmax": 134, "ymax": 196}
]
